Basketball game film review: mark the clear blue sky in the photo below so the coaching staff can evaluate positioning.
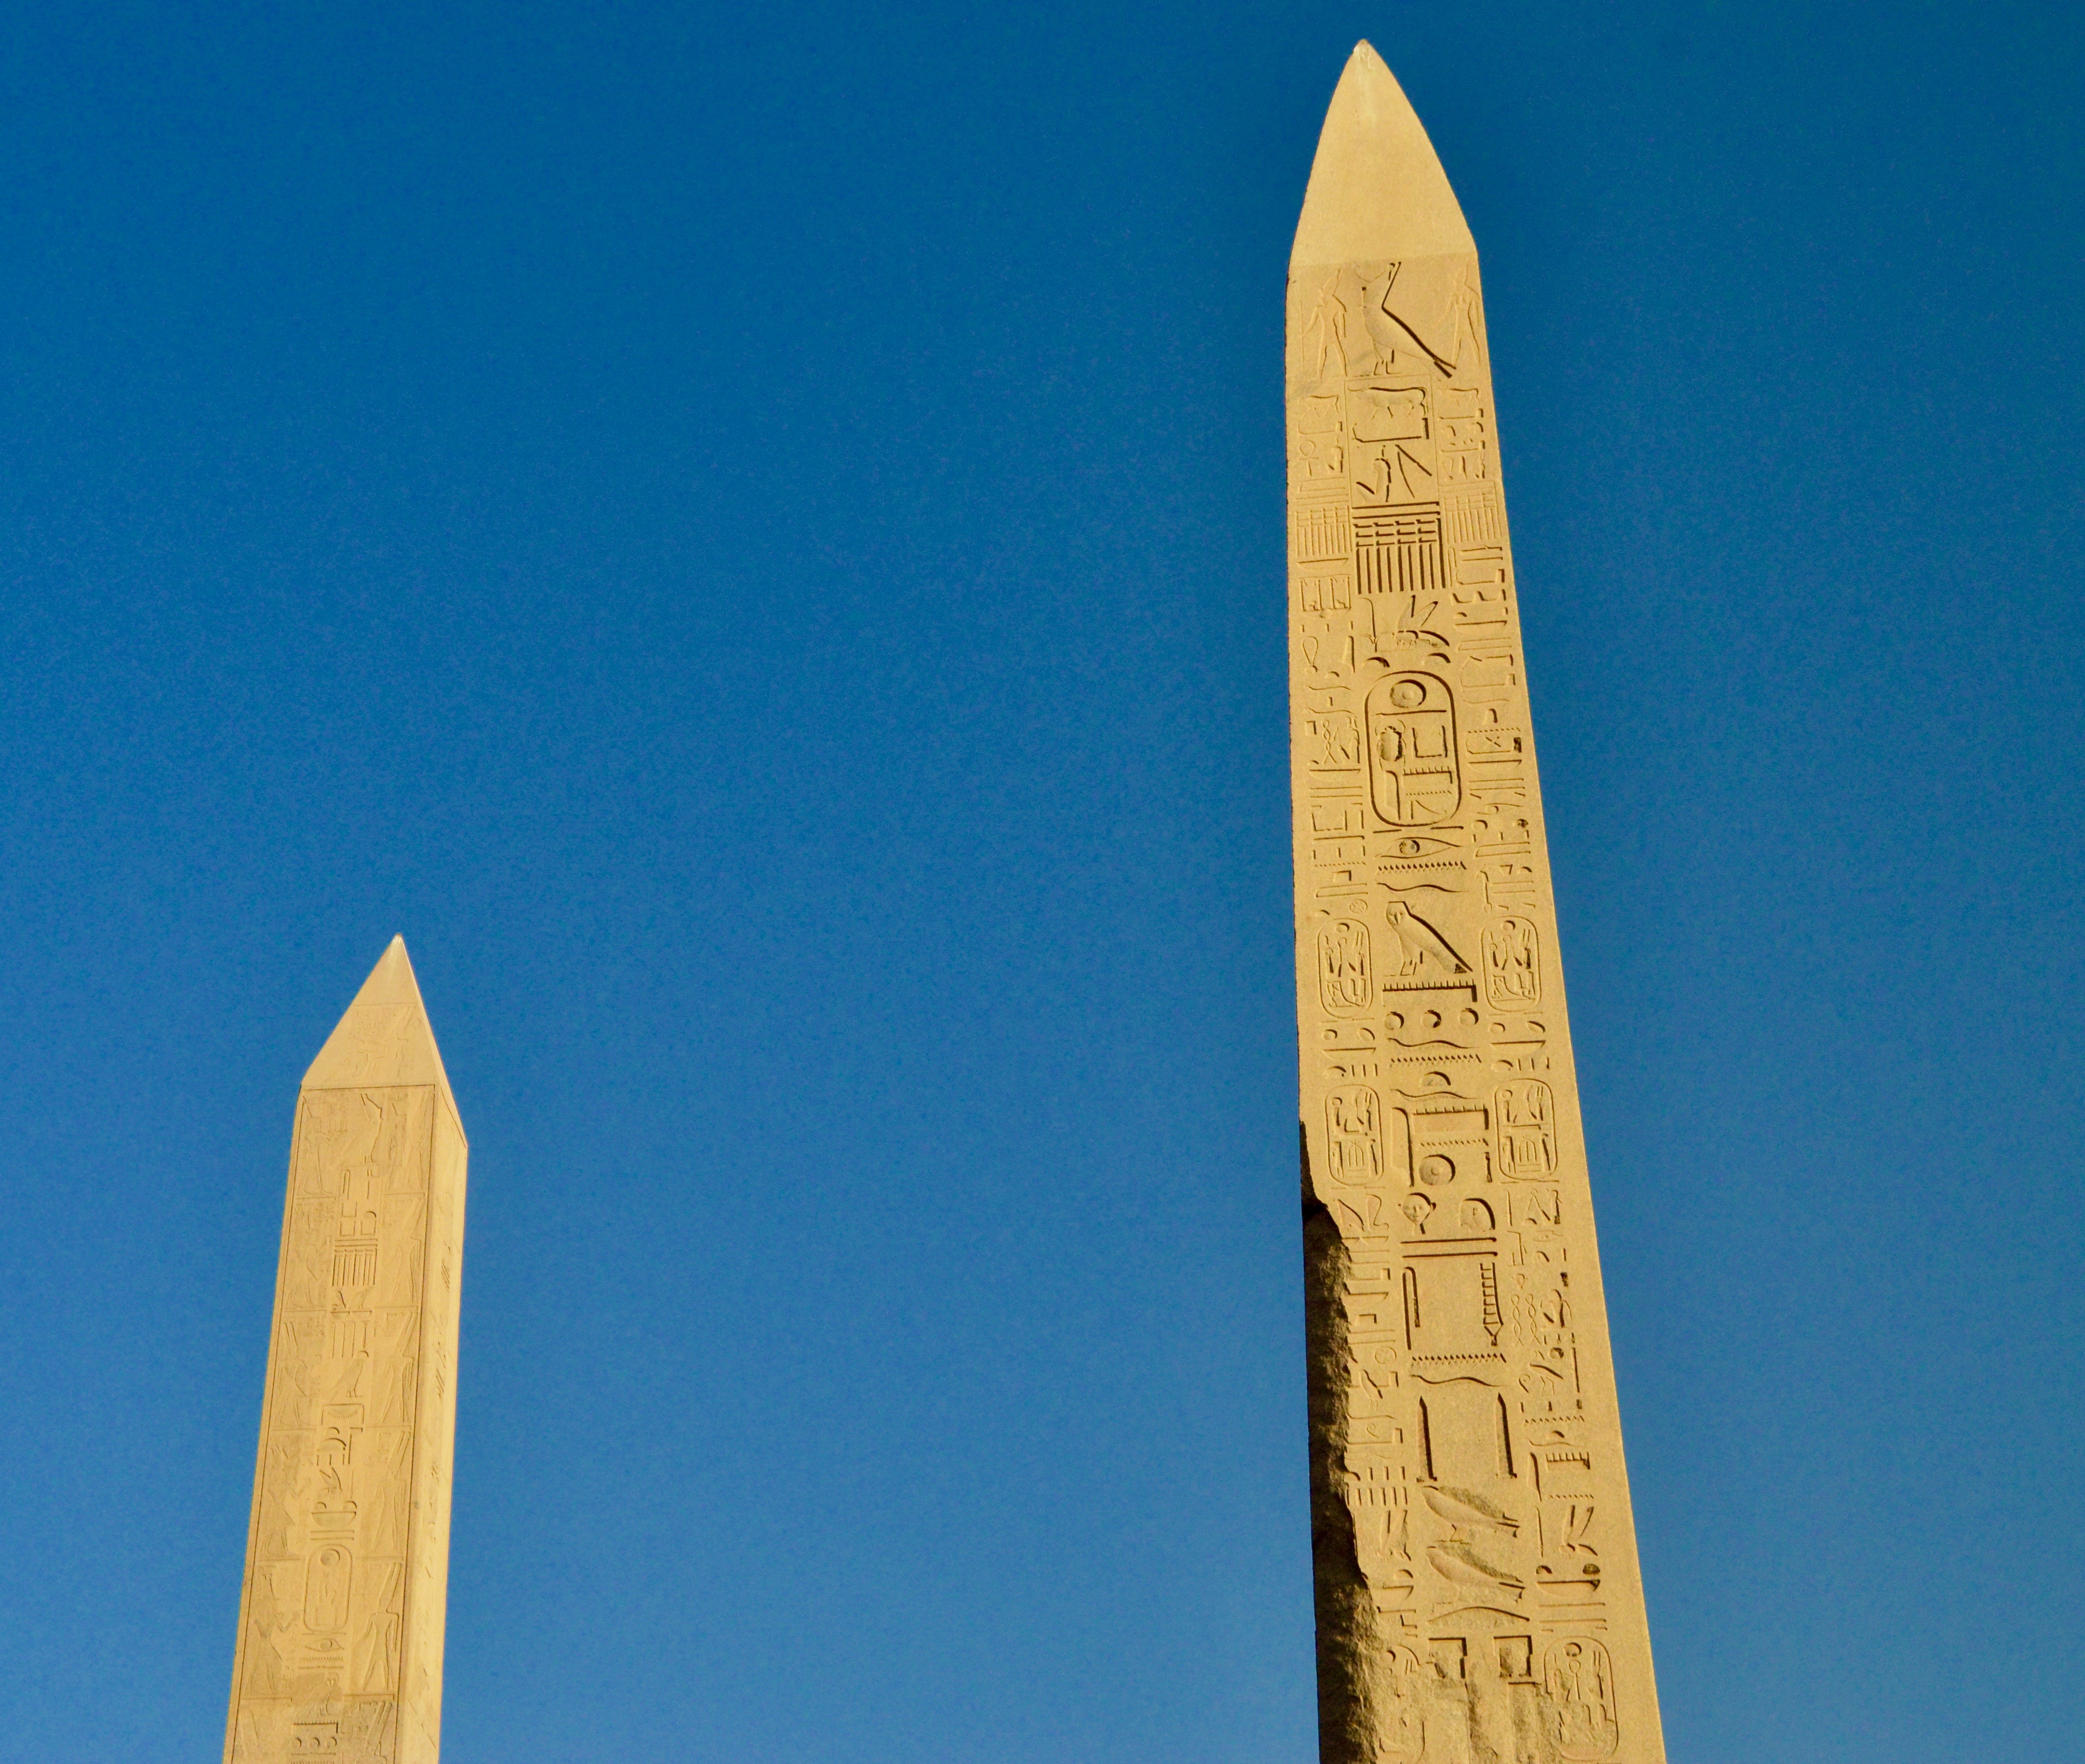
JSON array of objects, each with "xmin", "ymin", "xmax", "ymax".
[{"xmin": 1, "ymin": 4, "xmax": 2079, "ymax": 1760}]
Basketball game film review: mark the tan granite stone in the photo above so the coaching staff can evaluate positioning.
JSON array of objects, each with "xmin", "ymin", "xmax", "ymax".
[
  {"xmin": 1287, "ymin": 44, "xmax": 1667, "ymax": 1764},
  {"xmin": 223, "ymin": 938, "xmax": 467, "ymax": 1764}
]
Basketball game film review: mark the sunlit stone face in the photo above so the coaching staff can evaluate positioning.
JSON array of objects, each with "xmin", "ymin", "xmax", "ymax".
[
  {"xmin": 225, "ymin": 940, "xmax": 467, "ymax": 1764},
  {"xmin": 1287, "ymin": 43, "xmax": 1668, "ymax": 1764}
]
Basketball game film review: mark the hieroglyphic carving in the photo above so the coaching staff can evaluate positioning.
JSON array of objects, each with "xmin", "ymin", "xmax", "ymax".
[
  {"xmin": 1289, "ymin": 43, "xmax": 1665, "ymax": 1764},
  {"xmin": 1545, "ymin": 1638, "xmax": 1621, "ymax": 1759},
  {"xmin": 225, "ymin": 941, "xmax": 467, "ymax": 1764},
  {"xmin": 1484, "ymin": 917, "xmax": 1542, "ymax": 1007},
  {"xmin": 1496, "ymin": 1080, "xmax": 1557, "ymax": 1179},
  {"xmin": 1320, "ymin": 917, "xmax": 1376, "ymax": 1013},
  {"xmin": 1326, "ymin": 1087, "xmax": 1385, "ymax": 1185},
  {"xmin": 1367, "ymin": 673, "xmax": 1460, "ymax": 826}
]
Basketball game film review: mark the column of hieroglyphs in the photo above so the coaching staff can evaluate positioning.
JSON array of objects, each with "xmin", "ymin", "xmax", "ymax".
[
  {"xmin": 1287, "ymin": 45, "xmax": 1666, "ymax": 1764},
  {"xmin": 224, "ymin": 938, "xmax": 467, "ymax": 1764}
]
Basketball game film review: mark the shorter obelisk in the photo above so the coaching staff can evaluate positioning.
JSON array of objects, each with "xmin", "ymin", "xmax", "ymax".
[{"xmin": 224, "ymin": 939, "xmax": 468, "ymax": 1764}]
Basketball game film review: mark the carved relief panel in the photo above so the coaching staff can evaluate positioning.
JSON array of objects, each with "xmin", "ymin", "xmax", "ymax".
[{"xmin": 1367, "ymin": 673, "xmax": 1460, "ymax": 826}]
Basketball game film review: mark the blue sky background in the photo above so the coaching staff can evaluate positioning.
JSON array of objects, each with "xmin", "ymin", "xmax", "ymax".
[{"xmin": 1, "ymin": 3, "xmax": 2080, "ymax": 1760}]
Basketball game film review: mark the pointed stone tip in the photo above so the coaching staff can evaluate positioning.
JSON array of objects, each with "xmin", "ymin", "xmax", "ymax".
[
  {"xmin": 1291, "ymin": 42, "xmax": 1474, "ymax": 270},
  {"xmin": 351, "ymin": 935, "xmax": 417, "ymax": 1005},
  {"xmin": 301, "ymin": 937, "xmax": 459, "ymax": 1111}
]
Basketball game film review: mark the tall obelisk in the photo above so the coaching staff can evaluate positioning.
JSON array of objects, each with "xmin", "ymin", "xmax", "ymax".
[
  {"xmin": 1287, "ymin": 45, "xmax": 1666, "ymax": 1763},
  {"xmin": 224, "ymin": 938, "xmax": 468, "ymax": 1764}
]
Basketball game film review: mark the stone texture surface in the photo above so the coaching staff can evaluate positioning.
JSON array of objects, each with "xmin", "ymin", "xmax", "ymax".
[
  {"xmin": 223, "ymin": 938, "xmax": 467, "ymax": 1764},
  {"xmin": 1287, "ymin": 44, "xmax": 1667, "ymax": 1764}
]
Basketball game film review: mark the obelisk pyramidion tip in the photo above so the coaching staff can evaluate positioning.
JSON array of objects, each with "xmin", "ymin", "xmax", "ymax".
[
  {"xmin": 1291, "ymin": 41, "xmax": 1474, "ymax": 270},
  {"xmin": 302, "ymin": 934, "xmax": 460, "ymax": 1110}
]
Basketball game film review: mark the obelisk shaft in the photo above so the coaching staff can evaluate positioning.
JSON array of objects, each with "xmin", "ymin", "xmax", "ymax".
[
  {"xmin": 1287, "ymin": 46, "xmax": 1665, "ymax": 1763},
  {"xmin": 224, "ymin": 939, "xmax": 468, "ymax": 1764}
]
